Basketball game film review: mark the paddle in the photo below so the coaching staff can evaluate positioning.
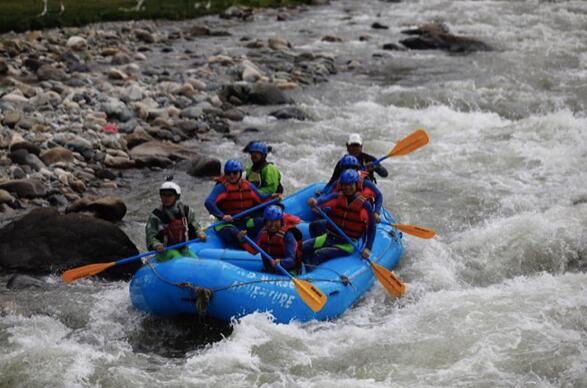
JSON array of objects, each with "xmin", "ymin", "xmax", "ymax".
[
  {"xmin": 385, "ymin": 223, "xmax": 436, "ymax": 239},
  {"xmin": 209, "ymin": 198, "xmax": 280, "ymax": 229},
  {"xmin": 367, "ymin": 128, "xmax": 429, "ymax": 168},
  {"xmin": 243, "ymin": 235, "xmax": 327, "ymax": 313},
  {"xmin": 62, "ymin": 198, "xmax": 280, "ymax": 283},
  {"xmin": 313, "ymin": 206, "xmax": 406, "ymax": 298},
  {"xmin": 62, "ymin": 238, "xmax": 199, "ymax": 283}
]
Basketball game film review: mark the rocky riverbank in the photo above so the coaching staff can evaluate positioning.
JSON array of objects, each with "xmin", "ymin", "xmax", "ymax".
[{"xmin": 0, "ymin": 5, "xmax": 340, "ymax": 224}]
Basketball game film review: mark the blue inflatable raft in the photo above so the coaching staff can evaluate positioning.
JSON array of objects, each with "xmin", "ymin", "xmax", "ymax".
[{"xmin": 130, "ymin": 183, "xmax": 404, "ymax": 323}]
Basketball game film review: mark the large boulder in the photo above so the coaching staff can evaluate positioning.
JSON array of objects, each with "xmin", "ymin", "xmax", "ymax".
[
  {"xmin": 66, "ymin": 196, "xmax": 127, "ymax": 222},
  {"xmin": 182, "ymin": 155, "xmax": 222, "ymax": 177},
  {"xmin": 400, "ymin": 23, "xmax": 492, "ymax": 53},
  {"xmin": 220, "ymin": 82, "xmax": 292, "ymax": 106},
  {"xmin": 0, "ymin": 208, "xmax": 140, "ymax": 279}
]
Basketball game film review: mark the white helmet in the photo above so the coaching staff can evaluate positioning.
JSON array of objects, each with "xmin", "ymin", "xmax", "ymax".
[
  {"xmin": 347, "ymin": 133, "xmax": 363, "ymax": 146},
  {"xmin": 160, "ymin": 181, "xmax": 181, "ymax": 196}
]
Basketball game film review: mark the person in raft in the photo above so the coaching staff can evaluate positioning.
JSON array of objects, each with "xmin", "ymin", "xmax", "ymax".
[
  {"xmin": 243, "ymin": 141, "xmax": 284, "ymax": 195},
  {"xmin": 205, "ymin": 159, "xmax": 273, "ymax": 248},
  {"xmin": 310, "ymin": 154, "xmax": 384, "ymax": 238},
  {"xmin": 146, "ymin": 178, "xmax": 207, "ymax": 262},
  {"xmin": 302, "ymin": 169, "xmax": 375, "ymax": 266},
  {"xmin": 324, "ymin": 133, "xmax": 388, "ymax": 190},
  {"xmin": 238, "ymin": 205, "xmax": 303, "ymax": 274}
]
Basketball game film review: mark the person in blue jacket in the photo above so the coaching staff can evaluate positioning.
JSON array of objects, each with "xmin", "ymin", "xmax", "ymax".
[
  {"xmin": 302, "ymin": 169, "xmax": 376, "ymax": 266},
  {"xmin": 205, "ymin": 159, "xmax": 271, "ymax": 248}
]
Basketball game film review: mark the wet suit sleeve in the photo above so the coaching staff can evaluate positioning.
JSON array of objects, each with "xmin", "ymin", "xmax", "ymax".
[
  {"xmin": 364, "ymin": 153, "xmax": 388, "ymax": 178},
  {"xmin": 258, "ymin": 164, "xmax": 281, "ymax": 195},
  {"xmin": 316, "ymin": 192, "xmax": 338, "ymax": 210},
  {"xmin": 204, "ymin": 183, "xmax": 226, "ymax": 218},
  {"xmin": 145, "ymin": 212, "xmax": 163, "ymax": 250},
  {"xmin": 279, "ymin": 232, "xmax": 298, "ymax": 269},
  {"xmin": 362, "ymin": 201, "xmax": 376, "ymax": 251},
  {"xmin": 186, "ymin": 206, "xmax": 202, "ymax": 234},
  {"xmin": 363, "ymin": 180, "xmax": 383, "ymax": 214},
  {"xmin": 323, "ymin": 161, "xmax": 343, "ymax": 194}
]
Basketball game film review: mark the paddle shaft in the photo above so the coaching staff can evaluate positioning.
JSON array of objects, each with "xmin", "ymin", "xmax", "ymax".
[
  {"xmin": 210, "ymin": 198, "xmax": 279, "ymax": 229},
  {"xmin": 243, "ymin": 235, "xmax": 294, "ymax": 279}
]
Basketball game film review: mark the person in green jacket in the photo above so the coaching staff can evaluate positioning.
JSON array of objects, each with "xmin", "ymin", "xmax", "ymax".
[
  {"xmin": 243, "ymin": 141, "xmax": 284, "ymax": 195},
  {"xmin": 145, "ymin": 179, "xmax": 207, "ymax": 262}
]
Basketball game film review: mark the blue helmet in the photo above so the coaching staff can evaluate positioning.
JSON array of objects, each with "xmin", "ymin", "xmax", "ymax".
[
  {"xmin": 263, "ymin": 205, "xmax": 284, "ymax": 221},
  {"xmin": 224, "ymin": 159, "xmax": 244, "ymax": 173},
  {"xmin": 340, "ymin": 154, "xmax": 360, "ymax": 169},
  {"xmin": 340, "ymin": 169, "xmax": 360, "ymax": 184},
  {"xmin": 247, "ymin": 141, "xmax": 269, "ymax": 155}
]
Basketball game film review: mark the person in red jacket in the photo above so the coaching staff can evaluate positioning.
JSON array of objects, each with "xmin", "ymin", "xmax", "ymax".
[
  {"xmin": 239, "ymin": 205, "xmax": 303, "ymax": 274},
  {"xmin": 302, "ymin": 169, "xmax": 375, "ymax": 266},
  {"xmin": 205, "ymin": 159, "xmax": 271, "ymax": 248}
]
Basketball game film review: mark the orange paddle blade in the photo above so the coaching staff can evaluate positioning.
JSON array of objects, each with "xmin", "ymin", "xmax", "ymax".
[
  {"xmin": 370, "ymin": 261, "xmax": 406, "ymax": 297},
  {"xmin": 392, "ymin": 224, "xmax": 436, "ymax": 239},
  {"xmin": 292, "ymin": 278, "xmax": 327, "ymax": 312},
  {"xmin": 388, "ymin": 129, "xmax": 429, "ymax": 157},
  {"xmin": 62, "ymin": 262, "xmax": 116, "ymax": 283}
]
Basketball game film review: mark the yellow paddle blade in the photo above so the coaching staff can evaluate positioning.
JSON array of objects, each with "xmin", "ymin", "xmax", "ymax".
[
  {"xmin": 62, "ymin": 262, "xmax": 116, "ymax": 283},
  {"xmin": 292, "ymin": 278, "xmax": 327, "ymax": 312},
  {"xmin": 370, "ymin": 261, "xmax": 406, "ymax": 298},
  {"xmin": 388, "ymin": 128, "xmax": 429, "ymax": 157},
  {"xmin": 392, "ymin": 224, "xmax": 437, "ymax": 239}
]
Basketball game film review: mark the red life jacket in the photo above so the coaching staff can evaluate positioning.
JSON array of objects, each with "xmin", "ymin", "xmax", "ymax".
[
  {"xmin": 326, "ymin": 193, "xmax": 368, "ymax": 239},
  {"xmin": 153, "ymin": 204, "xmax": 195, "ymax": 246},
  {"xmin": 214, "ymin": 176, "xmax": 258, "ymax": 215},
  {"xmin": 257, "ymin": 224, "xmax": 303, "ymax": 271}
]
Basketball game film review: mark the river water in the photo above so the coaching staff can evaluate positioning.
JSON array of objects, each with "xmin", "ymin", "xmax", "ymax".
[{"xmin": 2, "ymin": 0, "xmax": 587, "ymax": 386}]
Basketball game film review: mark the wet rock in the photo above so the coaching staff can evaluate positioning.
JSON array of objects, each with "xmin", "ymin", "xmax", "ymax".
[
  {"xmin": 2, "ymin": 111, "xmax": 22, "ymax": 127},
  {"xmin": 66, "ymin": 36, "xmax": 88, "ymax": 51},
  {"xmin": 382, "ymin": 43, "xmax": 405, "ymax": 51},
  {"xmin": 135, "ymin": 29, "xmax": 155, "ymax": 44},
  {"xmin": 249, "ymin": 83, "xmax": 292, "ymax": 105},
  {"xmin": 94, "ymin": 168, "xmax": 117, "ymax": 180},
  {"xmin": 371, "ymin": 22, "xmax": 389, "ymax": 30},
  {"xmin": 6, "ymin": 274, "xmax": 51, "ymax": 290},
  {"xmin": 0, "ymin": 179, "xmax": 47, "ymax": 198},
  {"xmin": 270, "ymin": 106, "xmax": 307, "ymax": 120},
  {"xmin": 36, "ymin": 64, "xmax": 67, "ymax": 81},
  {"xmin": 129, "ymin": 140, "xmax": 197, "ymax": 162},
  {"xmin": 0, "ymin": 59, "xmax": 8, "ymax": 75},
  {"xmin": 268, "ymin": 37, "xmax": 291, "ymax": 51},
  {"xmin": 40, "ymin": 147, "xmax": 74, "ymax": 165},
  {"xmin": 104, "ymin": 155, "xmax": 135, "ymax": 169},
  {"xmin": 9, "ymin": 149, "xmax": 46, "ymax": 171},
  {"xmin": 183, "ymin": 155, "xmax": 222, "ymax": 177},
  {"xmin": 190, "ymin": 26, "xmax": 211, "ymax": 37},
  {"xmin": 125, "ymin": 128, "xmax": 155, "ymax": 149},
  {"xmin": 0, "ymin": 189, "xmax": 16, "ymax": 206},
  {"xmin": 111, "ymin": 52, "xmax": 132, "ymax": 65},
  {"xmin": 321, "ymin": 35, "xmax": 343, "ymax": 43},
  {"xmin": 66, "ymin": 195, "xmax": 127, "ymax": 222},
  {"xmin": 400, "ymin": 22, "xmax": 492, "ymax": 52},
  {"xmin": 0, "ymin": 208, "xmax": 140, "ymax": 279}
]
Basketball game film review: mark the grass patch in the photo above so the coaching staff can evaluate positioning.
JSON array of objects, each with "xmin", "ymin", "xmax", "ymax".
[{"xmin": 0, "ymin": 0, "xmax": 312, "ymax": 34}]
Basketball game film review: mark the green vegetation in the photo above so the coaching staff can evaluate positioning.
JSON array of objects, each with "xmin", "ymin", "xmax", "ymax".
[{"xmin": 0, "ymin": 0, "xmax": 311, "ymax": 34}]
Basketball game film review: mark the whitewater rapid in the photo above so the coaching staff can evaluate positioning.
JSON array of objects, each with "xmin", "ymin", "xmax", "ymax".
[{"xmin": 2, "ymin": 0, "xmax": 587, "ymax": 386}]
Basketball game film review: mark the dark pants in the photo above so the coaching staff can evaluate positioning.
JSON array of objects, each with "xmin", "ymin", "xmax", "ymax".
[
  {"xmin": 301, "ymin": 233, "xmax": 352, "ymax": 267},
  {"xmin": 216, "ymin": 217, "xmax": 263, "ymax": 249},
  {"xmin": 309, "ymin": 219, "xmax": 328, "ymax": 238}
]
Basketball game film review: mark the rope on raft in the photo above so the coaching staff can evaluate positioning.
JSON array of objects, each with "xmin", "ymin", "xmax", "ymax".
[{"xmin": 144, "ymin": 259, "xmax": 350, "ymax": 315}]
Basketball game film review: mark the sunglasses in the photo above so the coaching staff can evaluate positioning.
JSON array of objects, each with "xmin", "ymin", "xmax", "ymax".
[{"xmin": 227, "ymin": 171, "xmax": 241, "ymax": 176}]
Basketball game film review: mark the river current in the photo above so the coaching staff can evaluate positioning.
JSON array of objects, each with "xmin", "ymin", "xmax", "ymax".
[{"xmin": 1, "ymin": 0, "xmax": 587, "ymax": 386}]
